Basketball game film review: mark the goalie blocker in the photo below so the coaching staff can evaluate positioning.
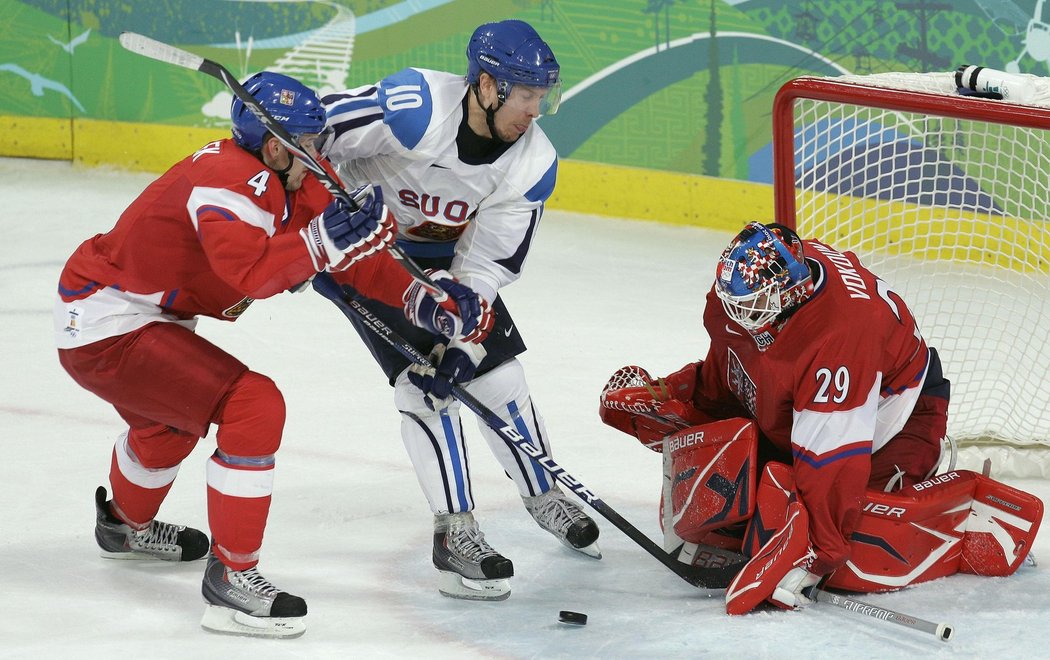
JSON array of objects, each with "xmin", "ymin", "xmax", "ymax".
[{"xmin": 624, "ymin": 415, "xmax": 1041, "ymax": 614}]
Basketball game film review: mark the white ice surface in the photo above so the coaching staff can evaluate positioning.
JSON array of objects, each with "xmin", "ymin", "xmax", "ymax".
[{"xmin": 2, "ymin": 157, "xmax": 1049, "ymax": 659}]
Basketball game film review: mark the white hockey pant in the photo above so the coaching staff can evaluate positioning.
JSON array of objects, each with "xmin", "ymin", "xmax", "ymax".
[{"xmin": 394, "ymin": 358, "xmax": 554, "ymax": 515}]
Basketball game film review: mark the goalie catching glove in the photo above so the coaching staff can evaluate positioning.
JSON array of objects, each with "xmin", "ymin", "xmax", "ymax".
[
  {"xmin": 600, "ymin": 364, "xmax": 713, "ymax": 450},
  {"xmin": 404, "ymin": 269, "xmax": 493, "ymax": 343},
  {"xmin": 301, "ymin": 184, "xmax": 396, "ymax": 272}
]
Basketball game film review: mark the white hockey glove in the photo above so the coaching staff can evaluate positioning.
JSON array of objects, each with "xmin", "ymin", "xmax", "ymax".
[
  {"xmin": 769, "ymin": 561, "xmax": 821, "ymax": 610},
  {"xmin": 406, "ymin": 340, "xmax": 487, "ymax": 411}
]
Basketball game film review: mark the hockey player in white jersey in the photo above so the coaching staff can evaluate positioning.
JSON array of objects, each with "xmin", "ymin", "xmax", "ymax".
[{"xmin": 320, "ymin": 20, "xmax": 600, "ymax": 600}]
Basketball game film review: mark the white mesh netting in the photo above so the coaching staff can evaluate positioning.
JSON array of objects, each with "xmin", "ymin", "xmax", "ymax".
[{"xmin": 779, "ymin": 72, "xmax": 1050, "ymax": 477}]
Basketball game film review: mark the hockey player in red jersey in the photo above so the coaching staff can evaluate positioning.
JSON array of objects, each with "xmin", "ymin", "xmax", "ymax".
[
  {"xmin": 601, "ymin": 221, "xmax": 1041, "ymax": 614},
  {"xmin": 54, "ymin": 72, "xmax": 487, "ymax": 638}
]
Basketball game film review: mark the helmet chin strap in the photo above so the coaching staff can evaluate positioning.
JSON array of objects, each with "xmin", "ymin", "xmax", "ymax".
[
  {"xmin": 271, "ymin": 156, "xmax": 293, "ymax": 187},
  {"xmin": 253, "ymin": 135, "xmax": 294, "ymax": 186},
  {"xmin": 472, "ymin": 84, "xmax": 510, "ymax": 144}
]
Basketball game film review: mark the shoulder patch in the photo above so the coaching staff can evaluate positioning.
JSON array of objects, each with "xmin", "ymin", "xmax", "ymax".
[
  {"xmin": 525, "ymin": 158, "xmax": 558, "ymax": 203},
  {"xmin": 378, "ymin": 68, "xmax": 433, "ymax": 151}
]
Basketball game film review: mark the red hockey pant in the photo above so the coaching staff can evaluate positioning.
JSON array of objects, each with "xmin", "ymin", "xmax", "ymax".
[{"xmin": 58, "ymin": 321, "xmax": 285, "ymax": 570}]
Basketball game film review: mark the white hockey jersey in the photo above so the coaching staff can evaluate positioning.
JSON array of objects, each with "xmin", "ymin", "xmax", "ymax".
[{"xmin": 323, "ymin": 68, "xmax": 558, "ymax": 304}]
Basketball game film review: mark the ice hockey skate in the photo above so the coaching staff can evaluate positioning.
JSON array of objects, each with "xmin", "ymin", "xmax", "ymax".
[
  {"xmin": 433, "ymin": 512, "xmax": 514, "ymax": 601},
  {"xmin": 94, "ymin": 486, "xmax": 209, "ymax": 561},
  {"xmin": 200, "ymin": 554, "xmax": 307, "ymax": 639},
  {"xmin": 523, "ymin": 486, "xmax": 602, "ymax": 559}
]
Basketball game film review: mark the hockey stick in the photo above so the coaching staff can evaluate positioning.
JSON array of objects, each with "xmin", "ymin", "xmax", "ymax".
[
  {"xmin": 312, "ymin": 273, "xmax": 746, "ymax": 589},
  {"xmin": 117, "ymin": 31, "xmax": 446, "ymax": 302},
  {"xmin": 810, "ymin": 588, "xmax": 954, "ymax": 642}
]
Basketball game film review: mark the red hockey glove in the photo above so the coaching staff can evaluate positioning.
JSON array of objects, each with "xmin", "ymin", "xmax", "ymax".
[{"xmin": 599, "ymin": 364, "xmax": 711, "ymax": 451}]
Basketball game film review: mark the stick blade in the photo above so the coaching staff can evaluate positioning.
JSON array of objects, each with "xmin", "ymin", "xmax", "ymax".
[
  {"xmin": 119, "ymin": 32, "xmax": 204, "ymax": 71},
  {"xmin": 680, "ymin": 558, "xmax": 747, "ymax": 589}
]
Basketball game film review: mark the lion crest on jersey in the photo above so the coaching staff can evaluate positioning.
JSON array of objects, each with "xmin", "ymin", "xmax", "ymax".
[
  {"xmin": 726, "ymin": 347, "xmax": 758, "ymax": 417},
  {"xmin": 222, "ymin": 296, "xmax": 255, "ymax": 319}
]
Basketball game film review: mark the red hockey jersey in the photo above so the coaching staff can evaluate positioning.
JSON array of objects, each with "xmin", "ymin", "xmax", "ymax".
[
  {"xmin": 55, "ymin": 139, "xmax": 409, "ymax": 348},
  {"xmin": 695, "ymin": 238, "xmax": 930, "ymax": 574}
]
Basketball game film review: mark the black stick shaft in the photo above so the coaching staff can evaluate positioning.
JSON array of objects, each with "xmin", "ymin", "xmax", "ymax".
[
  {"xmin": 312, "ymin": 273, "xmax": 742, "ymax": 589},
  {"xmin": 118, "ymin": 31, "xmax": 444, "ymax": 301}
]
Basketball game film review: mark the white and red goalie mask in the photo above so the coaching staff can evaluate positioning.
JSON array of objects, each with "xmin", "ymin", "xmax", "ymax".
[{"xmin": 715, "ymin": 221, "xmax": 813, "ymax": 336}]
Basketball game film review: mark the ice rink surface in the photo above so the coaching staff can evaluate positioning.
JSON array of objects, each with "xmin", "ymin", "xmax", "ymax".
[{"xmin": 2, "ymin": 156, "xmax": 1048, "ymax": 658}]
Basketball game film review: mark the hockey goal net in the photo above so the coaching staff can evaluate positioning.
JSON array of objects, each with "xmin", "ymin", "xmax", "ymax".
[{"xmin": 772, "ymin": 71, "xmax": 1050, "ymax": 477}]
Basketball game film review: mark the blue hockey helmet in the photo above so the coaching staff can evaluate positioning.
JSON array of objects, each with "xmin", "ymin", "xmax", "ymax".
[
  {"xmin": 715, "ymin": 222, "xmax": 813, "ymax": 334},
  {"xmin": 466, "ymin": 20, "xmax": 562, "ymax": 114},
  {"xmin": 231, "ymin": 72, "xmax": 326, "ymax": 152}
]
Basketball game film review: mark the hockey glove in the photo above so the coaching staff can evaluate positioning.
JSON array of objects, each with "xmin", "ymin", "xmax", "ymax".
[
  {"xmin": 599, "ymin": 364, "xmax": 712, "ymax": 450},
  {"xmin": 301, "ymin": 184, "xmax": 396, "ymax": 272},
  {"xmin": 403, "ymin": 269, "xmax": 493, "ymax": 342},
  {"xmin": 407, "ymin": 340, "xmax": 487, "ymax": 410},
  {"xmin": 770, "ymin": 565, "xmax": 821, "ymax": 610}
]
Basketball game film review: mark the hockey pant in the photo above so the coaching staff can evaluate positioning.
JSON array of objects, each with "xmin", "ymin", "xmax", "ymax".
[
  {"xmin": 394, "ymin": 357, "xmax": 554, "ymax": 514},
  {"xmin": 57, "ymin": 321, "xmax": 285, "ymax": 570}
]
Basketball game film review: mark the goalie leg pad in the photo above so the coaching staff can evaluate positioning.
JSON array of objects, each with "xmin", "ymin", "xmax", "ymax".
[
  {"xmin": 660, "ymin": 418, "xmax": 757, "ymax": 544},
  {"xmin": 825, "ymin": 470, "xmax": 1042, "ymax": 592},
  {"xmin": 741, "ymin": 461, "xmax": 796, "ymax": 558},
  {"xmin": 825, "ymin": 470, "xmax": 976, "ymax": 592},
  {"xmin": 961, "ymin": 473, "xmax": 1043, "ymax": 576},
  {"xmin": 725, "ymin": 499, "xmax": 812, "ymax": 615}
]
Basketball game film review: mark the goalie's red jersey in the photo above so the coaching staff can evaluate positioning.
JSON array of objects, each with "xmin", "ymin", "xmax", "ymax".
[
  {"xmin": 55, "ymin": 138, "xmax": 409, "ymax": 348},
  {"xmin": 696, "ymin": 238, "xmax": 930, "ymax": 575}
]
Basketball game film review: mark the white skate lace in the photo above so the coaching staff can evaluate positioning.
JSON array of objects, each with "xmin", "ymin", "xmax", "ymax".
[
  {"xmin": 528, "ymin": 491, "xmax": 587, "ymax": 536},
  {"xmin": 131, "ymin": 521, "xmax": 182, "ymax": 550},
  {"xmin": 447, "ymin": 522, "xmax": 501, "ymax": 563},
  {"xmin": 230, "ymin": 566, "xmax": 281, "ymax": 599}
]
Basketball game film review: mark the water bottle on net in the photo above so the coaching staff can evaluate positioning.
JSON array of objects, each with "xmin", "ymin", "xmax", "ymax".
[{"xmin": 955, "ymin": 64, "xmax": 1038, "ymax": 104}]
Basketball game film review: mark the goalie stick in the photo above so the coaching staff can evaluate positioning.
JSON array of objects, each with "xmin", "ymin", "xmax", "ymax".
[
  {"xmin": 312, "ymin": 272, "xmax": 746, "ymax": 590},
  {"xmin": 117, "ymin": 31, "xmax": 447, "ymax": 303},
  {"xmin": 810, "ymin": 588, "xmax": 955, "ymax": 642}
]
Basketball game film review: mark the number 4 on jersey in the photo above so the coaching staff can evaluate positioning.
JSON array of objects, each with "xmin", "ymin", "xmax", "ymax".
[{"xmin": 246, "ymin": 170, "xmax": 271, "ymax": 197}]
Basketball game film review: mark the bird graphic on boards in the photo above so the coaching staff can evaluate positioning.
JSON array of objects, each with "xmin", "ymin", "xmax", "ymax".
[
  {"xmin": 0, "ymin": 63, "xmax": 85, "ymax": 111},
  {"xmin": 47, "ymin": 29, "xmax": 91, "ymax": 54}
]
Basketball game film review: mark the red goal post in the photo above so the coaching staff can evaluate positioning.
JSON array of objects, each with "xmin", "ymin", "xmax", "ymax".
[{"xmin": 771, "ymin": 71, "xmax": 1050, "ymax": 477}]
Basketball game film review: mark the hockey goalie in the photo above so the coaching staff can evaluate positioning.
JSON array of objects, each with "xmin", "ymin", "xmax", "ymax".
[{"xmin": 599, "ymin": 222, "xmax": 1043, "ymax": 615}]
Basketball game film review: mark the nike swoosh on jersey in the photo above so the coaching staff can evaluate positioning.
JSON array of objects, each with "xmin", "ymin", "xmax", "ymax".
[
  {"xmin": 725, "ymin": 323, "xmax": 742, "ymax": 336},
  {"xmin": 503, "ymin": 325, "xmax": 514, "ymax": 337}
]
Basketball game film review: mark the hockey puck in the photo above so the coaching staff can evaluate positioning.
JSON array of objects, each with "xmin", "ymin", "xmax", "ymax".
[{"xmin": 558, "ymin": 610, "xmax": 588, "ymax": 626}]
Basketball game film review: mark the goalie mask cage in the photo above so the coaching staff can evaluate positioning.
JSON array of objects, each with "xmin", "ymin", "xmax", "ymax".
[{"xmin": 772, "ymin": 71, "xmax": 1050, "ymax": 477}]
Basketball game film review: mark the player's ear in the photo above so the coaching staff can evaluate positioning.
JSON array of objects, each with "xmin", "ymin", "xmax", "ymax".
[
  {"xmin": 478, "ymin": 72, "xmax": 498, "ymax": 99},
  {"xmin": 261, "ymin": 134, "xmax": 281, "ymax": 157}
]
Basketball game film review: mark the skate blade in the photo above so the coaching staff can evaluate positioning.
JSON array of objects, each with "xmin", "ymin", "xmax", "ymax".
[
  {"xmin": 564, "ymin": 539, "xmax": 602, "ymax": 560},
  {"xmin": 99, "ymin": 548, "xmax": 175, "ymax": 561},
  {"xmin": 200, "ymin": 604, "xmax": 306, "ymax": 639},
  {"xmin": 437, "ymin": 570, "xmax": 511, "ymax": 601}
]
